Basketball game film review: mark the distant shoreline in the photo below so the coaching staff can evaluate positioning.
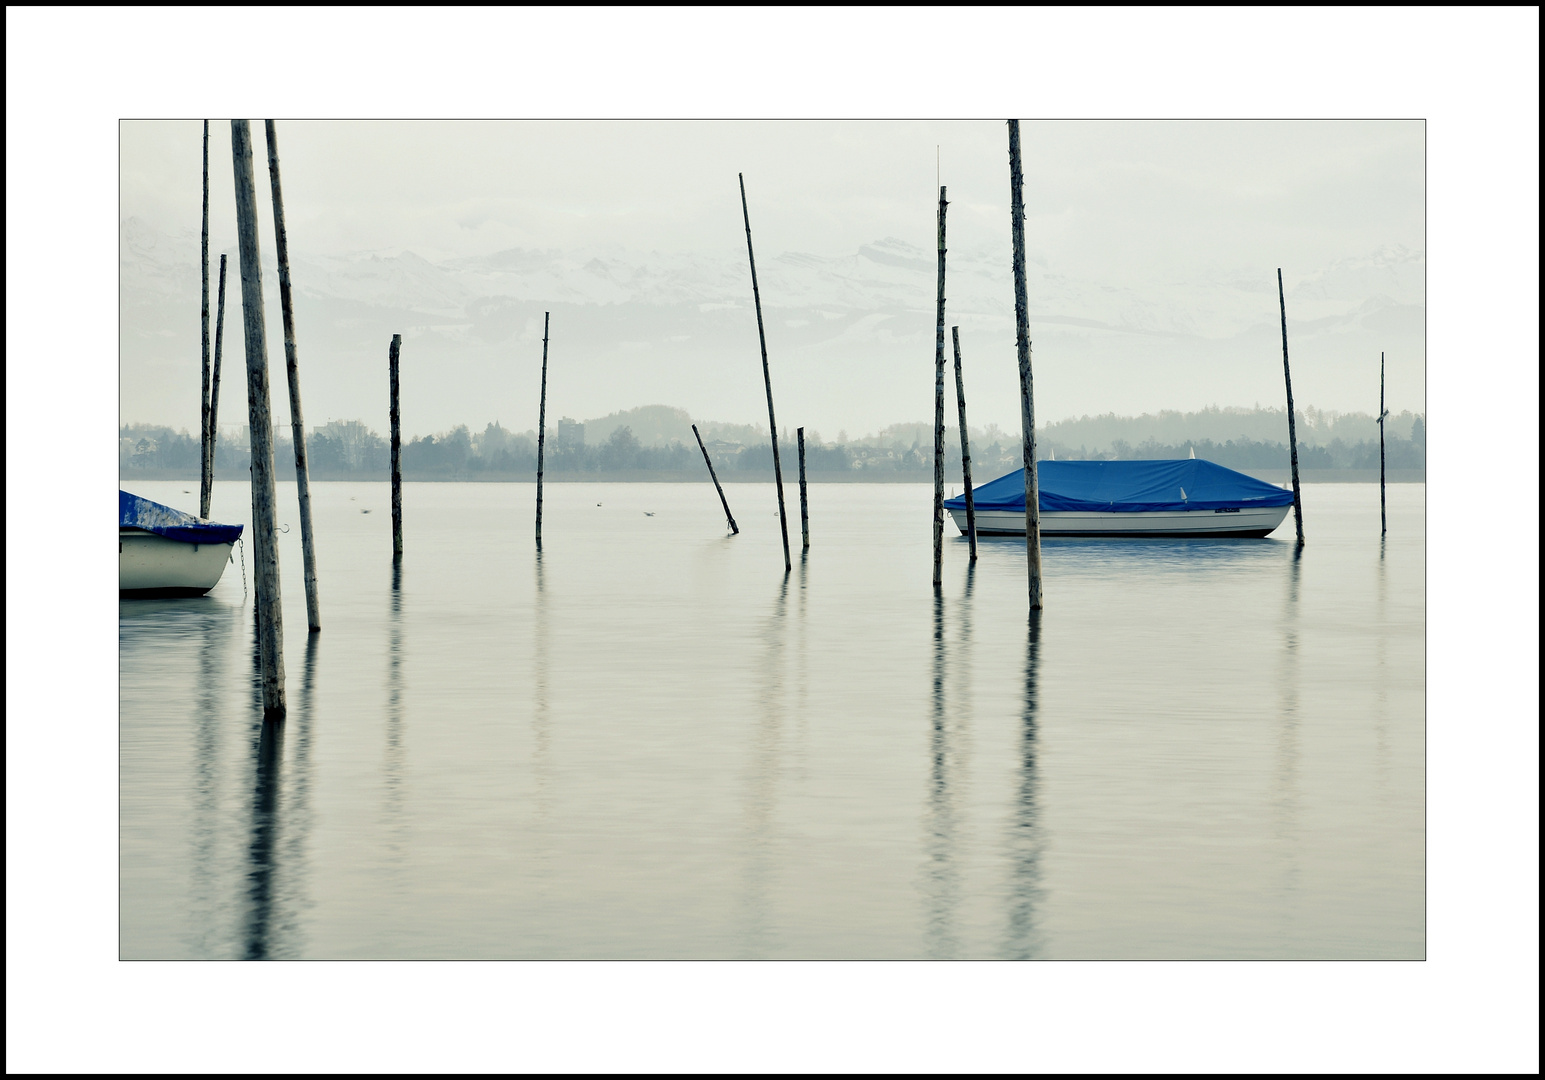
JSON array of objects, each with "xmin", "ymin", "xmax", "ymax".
[{"xmin": 122, "ymin": 468, "xmax": 1426, "ymax": 485}]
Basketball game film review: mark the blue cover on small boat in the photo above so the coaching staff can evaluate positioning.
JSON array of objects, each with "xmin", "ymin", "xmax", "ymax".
[
  {"xmin": 120, "ymin": 490, "xmax": 244, "ymax": 544},
  {"xmin": 944, "ymin": 460, "xmax": 1295, "ymax": 514}
]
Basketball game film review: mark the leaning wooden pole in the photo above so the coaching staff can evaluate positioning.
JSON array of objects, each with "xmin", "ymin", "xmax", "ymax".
[
  {"xmin": 535, "ymin": 312, "xmax": 549, "ymax": 550},
  {"xmin": 952, "ymin": 326, "xmax": 977, "ymax": 561},
  {"xmin": 230, "ymin": 119, "xmax": 285, "ymax": 720},
  {"xmin": 1379, "ymin": 351, "xmax": 1388, "ymax": 535},
  {"xmin": 389, "ymin": 334, "xmax": 403, "ymax": 559},
  {"xmin": 207, "ymin": 253, "xmax": 228, "ymax": 504},
  {"xmin": 797, "ymin": 427, "xmax": 809, "ymax": 552},
  {"xmin": 265, "ymin": 120, "xmax": 320, "ymax": 633},
  {"xmin": 693, "ymin": 423, "xmax": 738, "ymax": 533},
  {"xmin": 932, "ymin": 185, "xmax": 949, "ymax": 591},
  {"xmin": 739, "ymin": 173, "xmax": 791, "ymax": 574},
  {"xmin": 200, "ymin": 120, "xmax": 212, "ymax": 519},
  {"xmin": 1008, "ymin": 120, "xmax": 1043, "ymax": 610},
  {"xmin": 1277, "ymin": 269, "xmax": 1305, "ymax": 545}
]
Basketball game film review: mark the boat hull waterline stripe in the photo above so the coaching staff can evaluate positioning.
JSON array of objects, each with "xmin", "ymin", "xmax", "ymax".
[{"xmin": 952, "ymin": 506, "xmax": 1290, "ymax": 538}]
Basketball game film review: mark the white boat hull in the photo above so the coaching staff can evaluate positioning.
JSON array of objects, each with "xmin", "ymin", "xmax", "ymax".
[
  {"xmin": 949, "ymin": 504, "xmax": 1290, "ymax": 538},
  {"xmin": 120, "ymin": 529, "xmax": 234, "ymax": 597}
]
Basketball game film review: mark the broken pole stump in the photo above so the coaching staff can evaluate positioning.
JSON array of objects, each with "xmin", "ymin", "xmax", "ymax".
[{"xmin": 230, "ymin": 118, "xmax": 286, "ymax": 720}]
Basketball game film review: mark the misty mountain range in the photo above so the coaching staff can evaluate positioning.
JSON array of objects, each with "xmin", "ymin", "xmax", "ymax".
[{"xmin": 120, "ymin": 216, "xmax": 1425, "ymax": 437}]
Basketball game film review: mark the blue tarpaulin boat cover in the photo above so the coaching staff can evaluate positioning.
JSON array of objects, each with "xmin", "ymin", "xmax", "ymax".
[
  {"xmin": 944, "ymin": 460, "xmax": 1295, "ymax": 514},
  {"xmin": 120, "ymin": 490, "xmax": 244, "ymax": 544}
]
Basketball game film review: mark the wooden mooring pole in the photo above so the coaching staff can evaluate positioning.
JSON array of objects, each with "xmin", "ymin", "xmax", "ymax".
[
  {"xmin": 1379, "ymin": 351, "xmax": 1388, "ymax": 535},
  {"xmin": 932, "ymin": 185, "xmax": 948, "ymax": 591},
  {"xmin": 230, "ymin": 119, "xmax": 285, "ymax": 720},
  {"xmin": 207, "ymin": 253, "xmax": 227, "ymax": 503},
  {"xmin": 536, "ymin": 312, "xmax": 549, "ymax": 550},
  {"xmin": 265, "ymin": 120, "xmax": 320, "ymax": 632},
  {"xmin": 738, "ymin": 173, "xmax": 791, "ymax": 574},
  {"xmin": 1277, "ymin": 269, "xmax": 1305, "ymax": 545},
  {"xmin": 390, "ymin": 334, "xmax": 403, "ymax": 559},
  {"xmin": 1008, "ymin": 120, "xmax": 1043, "ymax": 610},
  {"xmin": 952, "ymin": 326, "xmax": 977, "ymax": 561},
  {"xmin": 797, "ymin": 427, "xmax": 809, "ymax": 552},
  {"xmin": 200, "ymin": 120, "xmax": 212, "ymax": 519},
  {"xmin": 693, "ymin": 423, "xmax": 738, "ymax": 533}
]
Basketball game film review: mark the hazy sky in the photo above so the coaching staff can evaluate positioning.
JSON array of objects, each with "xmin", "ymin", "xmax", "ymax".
[
  {"xmin": 123, "ymin": 119, "xmax": 1423, "ymax": 275},
  {"xmin": 120, "ymin": 119, "xmax": 1426, "ymax": 437}
]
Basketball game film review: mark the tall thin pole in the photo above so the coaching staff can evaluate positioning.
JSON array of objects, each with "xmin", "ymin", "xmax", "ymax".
[
  {"xmin": 536, "ymin": 312, "xmax": 549, "ymax": 549},
  {"xmin": 1277, "ymin": 269, "xmax": 1305, "ymax": 545},
  {"xmin": 389, "ymin": 334, "xmax": 403, "ymax": 559},
  {"xmin": 265, "ymin": 120, "xmax": 320, "ymax": 633},
  {"xmin": 797, "ymin": 427, "xmax": 809, "ymax": 552},
  {"xmin": 693, "ymin": 423, "xmax": 738, "ymax": 534},
  {"xmin": 739, "ymin": 173, "xmax": 791, "ymax": 573},
  {"xmin": 932, "ymin": 185, "xmax": 949, "ymax": 591},
  {"xmin": 1008, "ymin": 120, "xmax": 1043, "ymax": 610},
  {"xmin": 230, "ymin": 119, "xmax": 285, "ymax": 720},
  {"xmin": 952, "ymin": 326, "xmax": 977, "ymax": 561},
  {"xmin": 1379, "ymin": 351, "xmax": 1388, "ymax": 535},
  {"xmin": 200, "ymin": 120, "xmax": 211, "ymax": 519},
  {"xmin": 207, "ymin": 254, "xmax": 227, "ymax": 502}
]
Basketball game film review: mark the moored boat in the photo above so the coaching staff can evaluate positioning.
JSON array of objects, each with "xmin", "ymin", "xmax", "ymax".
[
  {"xmin": 944, "ymin": 459, "xmax": 1294, "ymax": 538},
  {"xmin": 120, "ymin": 491, "xmax": 244, "ymax": 597}
]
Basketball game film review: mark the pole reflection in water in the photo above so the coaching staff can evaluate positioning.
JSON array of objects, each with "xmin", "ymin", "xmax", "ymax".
[
  {"xmin": 922, "ymin": 592, "xmax": 961, "ymax": 957},
  {"xmin": 793, "ymin": 556, "xmax": 810, "ymax": 780},
  {"xmin": 384, "ymin": 560, "xmax": 407, "ymax": 861},
  {"xmin": 187, "ymin": 604, "xmax": 232, "ymax": 955},
  {"xmin": 1001, "ymin": 609, "xmax": 1045, "ymax": 959},
  {"xmin": 241, "ymin": 715, "xmax": 285, "ymax": 959},
  {"xmin": 1375, "ymin": 538, "xmax": 1390, "ymax": 791},
  {"xmin": 285, "ymin": 634, "xmax": 318, "ymax": 946},
  {"xmin": 533, "ymin": 552, "xmax": 552, "ymax": 820},
  {"xmin": 739, "ymin": 575, "xmax": 788, "ymax": 957},
  {"xmin": 1273, "ymin": 546, "xmax": 1304, "ymax": 926},
  {"xmin": 238, "ymin": 632, "xmax": 318, "ymax": 960}
]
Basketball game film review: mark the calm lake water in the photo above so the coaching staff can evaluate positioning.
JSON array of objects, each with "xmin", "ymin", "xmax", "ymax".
[{"xmin": 120, "ymin": 479, "xmax": 1424, "ymax": 959}]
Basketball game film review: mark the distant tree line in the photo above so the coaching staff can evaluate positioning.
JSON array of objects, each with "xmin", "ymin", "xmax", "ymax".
[
  {"xmin": 395, "ymin": 423, "xmax": 859, "ymax": 478},
  {"xmin": 121, "ymin": 409, "xmax": 1424, "ymax": 480},
  {"xmin": 1091, "ymin": 425, "xmax": 1425, "ymax": 471}
]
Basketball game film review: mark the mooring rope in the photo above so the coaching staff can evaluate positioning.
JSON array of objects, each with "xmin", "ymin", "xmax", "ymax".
[{"xmin": 236, "ymin": 536, "xmax": 248, "ymax": 603}]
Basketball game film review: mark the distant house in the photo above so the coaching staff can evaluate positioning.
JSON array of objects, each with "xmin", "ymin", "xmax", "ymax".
[
  {"xmin": 557, "ymin": 417, "xmax": 584, "ymax": 450},
  {"xmin": 313, "ymin": 419, "xmax": 380, "ymax": 471}
]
